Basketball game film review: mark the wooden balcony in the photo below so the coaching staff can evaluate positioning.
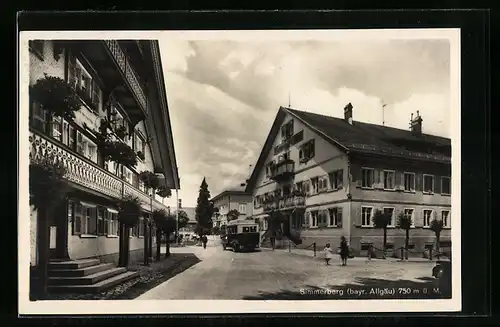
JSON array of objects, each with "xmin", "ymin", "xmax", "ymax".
[
  {"xmin": 29, "ymin": 130, "xmax": 168, "ymax": 212},
  {"xmin": 269, "ymin": 159, "xmax": 295, "ymax": 182},
  {"xmin": 279, "ymin": 195, "xmax": 306, "ymax": 210}
]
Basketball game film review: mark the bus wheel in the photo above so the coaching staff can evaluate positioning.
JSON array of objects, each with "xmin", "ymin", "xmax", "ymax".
[{"xmin": 232, "ymin": 243, "xmax": 238, "ymax": 252}]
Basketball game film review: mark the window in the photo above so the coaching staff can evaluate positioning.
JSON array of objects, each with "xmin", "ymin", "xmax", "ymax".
[
  {"xmin": 361, "ymin": 207, "xmax": 373, "ymax": 227},
  {"xmin": 310, "ymin": 210, "xmax": 318, "ymax": 227},
  {"xmin": 134, "ymin": 132, "xmax": 146, "ymax": 156},
  {"xmin": 383, "ymin": 170, "xmax": 395, "ymax": 190},
  {"xmin": 281, "ymin": 120, "xmax": 294, "ymax": 140},
  {"xmin": 328, "ymin": 207, "xmax": 342, "ymax": 227},
  {"xmin": 68, "ymin": 56, "xmax": 102, "ymax": 112},
  {"xmin": 29, "ymin": 40, "xmax": 44, "ymax": 57},
  {"xmin": 318, "ymin": 176, "xmax": 328, "ymax": 192},
  {"xmin": 295, "ymin": 181, "xmax": 303, "ymax": 194},
  {"xmin": 73, "ymin": 202, "xmax": 97, "ymax": 235},
  {"xmin": 441, "ymin": 177, "xmax": 451, "ymax": 195},
  {"xmin": 106, "ymin": 209, "xmax": 119, "ymax": 236},
  {"xmin": 123, "ymin": 167, "xmax": 133, "ymax": 184},
  {"xmin": 76, "ymin": 131, "xmax": 98, "ymax": 162},
  {"xmin": 441, "ymin": 210, "xmax": 450, "ymax": 228},
  {"xmin": 361, "ymin": 168, "xmax": 374, "ymax": 188},
  {"xmin": 30, "ymin": 102, "xmax": 48, "ymax": 132},
  {"xmin": 423, "ymin": 209, "xmax": 433, "ymax": 227},
  {"xmin": 302, "ymin": 180, "xmax": 311, "ymax": 195},
  {"xmin": 403, "ymin": 208, "xmax": 415, "ymax": 227},
  {"xmin": 299, "ymin": 139, "xmax": 315, "ymax": 162},
  {"xmin": 328, "ymin": 169, "xmax": 344, "ymax": 190},
  {"xmin": 310, "ymin": 177, "xmax": 319, "ymax": 194},
  {"xmin": 404, "ymin": 172, "xmax": 415, "ymax": 192},
  {"xmin": 383, "ymin": 207, "xmax": 395, "ymax": 226},
  {"xmin": 51, "ymin": 116, "xmax": 63, "ymax": 141},
  {"xmin": 97, "ymin": 207, "xmax": 106, "ymax": 235},
  {"xmin": 318, "ymin": 210, "xmax": 328, "ymax": 227},
  {"xmin": 423, "ymin": 174, "xmax": 434, "ymax": 194},
  {"xmin": 238, "ymin": 203, "xmax": 247, "ymax": 214}
]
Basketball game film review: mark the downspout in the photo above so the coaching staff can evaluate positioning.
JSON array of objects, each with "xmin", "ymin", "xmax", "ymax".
[{"xmin": 347, "ymin": 153, "xmax": 353, "ymax": 247}]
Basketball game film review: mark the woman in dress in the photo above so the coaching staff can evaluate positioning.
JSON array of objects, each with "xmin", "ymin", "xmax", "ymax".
[{"xmin": 340, "ymin": 236, "xmax": 349, "ymax": 266}]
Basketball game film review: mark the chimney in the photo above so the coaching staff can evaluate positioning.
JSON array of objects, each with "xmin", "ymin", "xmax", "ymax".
[
  {"xmin": 410, "ymin": 110, "xmax": 423, "ymax": 136},
  {"xmin": 344, "ymin": 103, "xmax": 353, "ymax": 125}
]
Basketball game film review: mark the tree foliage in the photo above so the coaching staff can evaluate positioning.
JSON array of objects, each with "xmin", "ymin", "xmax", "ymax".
[
  {"xmin": 29, "ymin": 156, "xmax": 69, "ymax": 211},
  {"xmin": 372, "ymin": 209, "xmax": 392, "ymax": 229},
  {"xmin": 30, "ymin": 74, "xmax": 81, "ymax": 120},
  {"xmin": 177, "ymin": 210, "xmax": 189, "ymax": 229},
  {"xmin": 194, "ymin": 177, "xmax": 214, "ymax": 235},
  {"xmin": 430, "ymin": 218, "xmax": 444, "ymax": 236},
  {"xmin": 396, "ymin": 211, "xmax": 412, "ymax": 230},
  {"xmin": 117, "ymin": 195, "xmax": 142, "ymax": 227}
]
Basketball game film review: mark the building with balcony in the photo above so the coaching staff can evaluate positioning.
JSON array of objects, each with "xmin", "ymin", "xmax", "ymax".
[
  {"xmin": 28, "ymin": 39, "xmax": 180, "ymax": 269},
  {"xmin": 211, "ymin": 183, "xmax": 253, "ymax": 228},
  {"xmin": 246, "ymin": 104, "xmax": 452, "ymax": 257}
]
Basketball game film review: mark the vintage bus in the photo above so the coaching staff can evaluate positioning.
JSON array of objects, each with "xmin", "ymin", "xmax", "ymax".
[{"xmin": 220, "ymin": 220, "xmax": 260, "ymax": 252}]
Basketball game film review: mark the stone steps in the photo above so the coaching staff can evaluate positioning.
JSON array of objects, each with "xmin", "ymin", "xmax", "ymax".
[
  {"xmin": 47, "ymin": 258, "xmax": 139, "ymax": 293},
  {"xmin": 48, "ymin": 271, "xmax": 139, "ymax": 293}
]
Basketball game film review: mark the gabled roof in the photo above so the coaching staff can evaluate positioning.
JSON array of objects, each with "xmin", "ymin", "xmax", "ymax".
[
  {"xmin": 211, "ymin": 183, "xmax": 251, "ymax": 202},
  {"xmin": 246, "ymin": 106, "xmax": 451, "ymax": 192}
]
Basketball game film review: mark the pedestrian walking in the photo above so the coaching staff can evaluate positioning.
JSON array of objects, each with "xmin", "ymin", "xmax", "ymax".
[
  {"xmin": 340, "ymin": 236, "xmax": 349, "ymax": 266},
  {"xmin": 202, "ymin": 235, "xmax": 208, "ymax": 249},
  {"xmin": 323, "ymin": 243, "xmax": 334, "ymax": 266}
]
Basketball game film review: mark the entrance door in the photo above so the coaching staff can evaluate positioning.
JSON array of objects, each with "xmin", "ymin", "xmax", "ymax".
[{"xmin": 50, "ymin": 200, "xmax": 70, "ymax": 260}]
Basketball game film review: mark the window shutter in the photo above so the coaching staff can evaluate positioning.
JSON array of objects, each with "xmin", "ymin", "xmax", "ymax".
[
  {"xmin": 435, "ymin": 176, "xmax": 441, "ymax": 194},
  {"xmin": 337, "ymin": 208, "xmax": 343, "ymax": 228},
  {"xmin": 355, "ymin": 206, "xmax": 362, "ymax": 227},
  {"xmin": 304, "ymin": 212, "xmax": 310, "ymax": 228},
  {"xmin": 89, "ymin": 207, "xmax": 97, "ymax": 234},
  {"xmin": 310, "ymin": 139, "xmax": 315, "ymax": 158},
  {"xmin": 415, "ymin": 173, "xmax": 422, "ymax": 192}
]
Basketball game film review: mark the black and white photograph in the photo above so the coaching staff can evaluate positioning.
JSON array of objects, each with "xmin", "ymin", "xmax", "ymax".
[{"xmin": 19, "ymin": 28, "xmax": 461, "ymax": 314}]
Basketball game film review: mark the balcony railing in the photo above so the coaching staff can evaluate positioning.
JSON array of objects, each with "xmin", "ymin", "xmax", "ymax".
[
  {"xmin": 104, "ymin": 40, "xmax": 148, "ymax": 112},
  {"xmin": 29, "ymin": 130, "xmax": 168, "ymax": 212},
  {"xmin": 270, "ymin": 159, "xmax": 295, "ymax": 181},
  {"xmin": 279, "ymin": 195, "xmax": 306, "ymax": 209}
]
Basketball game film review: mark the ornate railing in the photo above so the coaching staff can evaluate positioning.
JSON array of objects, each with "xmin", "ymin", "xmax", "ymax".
[
  {"xmin": 29, "ymin": 130, "xmax": 168, "ymax": 212},
  {"xmin": 103, "ymin": 40, "xmax": 148, "ymax": 112},
  {"xmin": 279, "ymin": 195, "xmax": 306, "ymax": 209}
]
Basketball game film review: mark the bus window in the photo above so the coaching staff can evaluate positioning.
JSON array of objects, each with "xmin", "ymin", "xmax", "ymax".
[
  {"xmin": 250, "ymin": 226, "xmax": 257, "ymax": 233},
  {"xmin": 243, "ymin": 227, "xmax": 249, "ymax": 233}
]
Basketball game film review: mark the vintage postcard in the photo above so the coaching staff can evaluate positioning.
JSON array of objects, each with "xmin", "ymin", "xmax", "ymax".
[{"xmin": 18, "ymin": 28, "xmax": 461, "ymax": 314}]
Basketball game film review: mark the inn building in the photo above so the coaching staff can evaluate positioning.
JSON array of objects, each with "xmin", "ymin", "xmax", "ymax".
[
  {"xmin": 28, "ymin": 40, "xmax": 180, "ymax": 276},
  {"xmin": 246, "ymin": 104, "xmax": 452, "ymax": 257}
]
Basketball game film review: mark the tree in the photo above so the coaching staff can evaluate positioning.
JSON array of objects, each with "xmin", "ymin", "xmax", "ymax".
[
  {"xmin": 227, "ymin": 209, "xmax": 240, "ymax": 221},
  {"xmin": 117, "ymin": 195, "xmax": 142, "ymax": 267},
  {"xmin": 152, "ymin": 209, "xmax": 167, "ymax": 261},
  {"xmin": 194, "ymin": 178, "xmax": 214, "ymax": 236},
  {"xmin": 159, "ymin": 213, "xmax": 177, "ymax": 257},
  {"xmin": 372, "ymin": 209, "xmax": 392, "ymax": 259},
  {"xmin": 396, "ymin": 211, "xmax": 413, "ymax": 260},
  {"xmin": 430, "ymin": 218, "xmax": 444, "ymax": 259},
  {"xmin": 177, "ymin": 210, "xmax": 189, "ymax": 230},
  {"xmin": 29, "ymin": 155, "xmax": 69, "ymax": 296}
]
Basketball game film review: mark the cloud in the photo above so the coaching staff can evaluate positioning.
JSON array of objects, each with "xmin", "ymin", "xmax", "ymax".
[{"xmin": 159, "ymin": 37, "xmax": 451, "ymax": 207}]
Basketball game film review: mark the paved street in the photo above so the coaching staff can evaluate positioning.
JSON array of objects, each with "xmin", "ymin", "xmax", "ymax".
[{"xmin": 137, "ymin": 238, "xmax": 445, "ymax": 300}]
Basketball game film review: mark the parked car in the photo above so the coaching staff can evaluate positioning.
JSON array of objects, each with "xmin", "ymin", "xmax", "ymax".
[{"xmin": 432, "ymin": 260, "xmax": 452, "ymax": 297}]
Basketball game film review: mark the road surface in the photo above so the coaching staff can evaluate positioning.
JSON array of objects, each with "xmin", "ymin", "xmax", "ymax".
[{"xmin": 137, "ymin": 238, "xmax": 443, "ymax": 300}]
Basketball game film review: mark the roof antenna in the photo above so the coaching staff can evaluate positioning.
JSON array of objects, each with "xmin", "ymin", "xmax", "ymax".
[{"xmin": 288, "ymin": 91, "xmax": 291, "ymax": 108}]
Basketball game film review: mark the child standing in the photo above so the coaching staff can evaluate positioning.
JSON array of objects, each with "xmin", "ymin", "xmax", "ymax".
[{"xmin": 323, "ymin": 243, "xmax": 334, "ymax": 266}]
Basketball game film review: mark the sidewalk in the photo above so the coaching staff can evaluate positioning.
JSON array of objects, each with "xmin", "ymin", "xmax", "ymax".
[{"xmin": 261, "ymin": 247, "xmax": 449, "ymax": 263}]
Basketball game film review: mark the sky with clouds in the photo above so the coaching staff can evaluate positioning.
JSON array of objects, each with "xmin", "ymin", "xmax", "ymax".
[{"xmin": 158, "ymin": 36, "xmax": 451, "ymax": 208}]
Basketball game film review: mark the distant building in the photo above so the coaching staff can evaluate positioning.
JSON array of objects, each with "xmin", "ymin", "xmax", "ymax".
[
  {"xmin": 175, "ymin": 206, "xmax": 197, "ymax": 234},
  {"xmin": 246, "ymin": 104, "xmax": 451, "ymax": 257},
  {"xmin": 211, "ymin": 183, "xmax": 253, "ymax": 228}
]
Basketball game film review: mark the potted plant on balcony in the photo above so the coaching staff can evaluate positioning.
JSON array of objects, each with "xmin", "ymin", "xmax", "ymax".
[
  {"xmin": 139, "ymin": 171, "xmax": 160, "ymax": 195},
  {"xmin": 136, "ymin": 151, "xmax": 145, "ymax": 161},
  {"xmin": 117, "ymin": 195, "xmax": 142, "ymax": 267},
  {"xmin": 115, "ymin": 125, "xmax": 128, "ymax": 140},
  {"xmin": 30, "ymin": 74, "xmax": 82, "ymax": 132},
  {"xmin": 156, "ymin": 185, "xmax": 172, "ymax": 199},
  {"xmin": 29, "ymin": 155, "xmax": 69, "ymax": 297},
  {"xmin": 98, "ymin": 136, "xmax": 138, "ymax": 172}
]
